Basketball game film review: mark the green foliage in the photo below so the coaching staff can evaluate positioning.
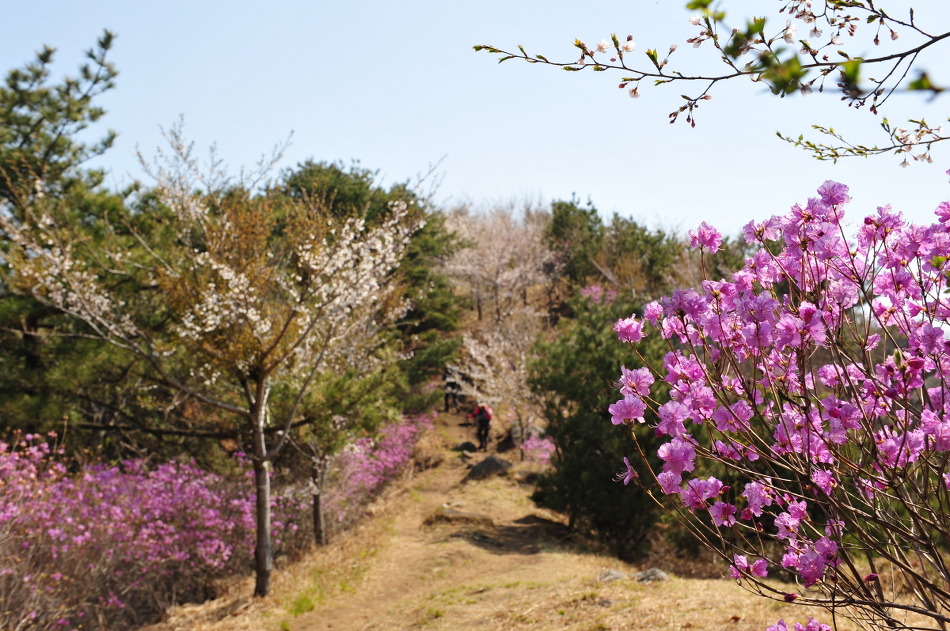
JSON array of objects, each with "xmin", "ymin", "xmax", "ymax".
[
  {"xmin": 281, "ymin": 357, "xmax": 406, "ymax": 461},
  {"xmin": 599, "ymin": 215, "xmax": 683, "ymax": 299},
  {"xmin": 0, "ymin": 30, "xmax": 117, "ymax": 203},
  {"xmin": 530, "ymin": 293, "xmax": 666, "ymax": 559},
  {"xmin": 396, "ymin": 211, "xmax": 462, "ymax": 391},
  {"xmin": 544, "ymin": 197, "xmax": 604, "ymax": 286},
  {"xmin": 280, "ymin": 160, "xmax": 397, "ymax": 223},
  {"xmin": 0, "ymin": 36, "xmax": 169, "ymax": 456}
]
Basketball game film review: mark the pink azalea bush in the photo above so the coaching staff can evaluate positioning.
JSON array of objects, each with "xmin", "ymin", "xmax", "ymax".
[
  {"xmin": 0, "ymin": 412, "xmax": 434, "ymax": 629},
  {"xmin": 612, "ymin": 180, "xmax": 950, "ymax": 631},
  {"xmin": 519, "ymin": 435, "xmax": 556, "ymax": 465},
  {"xmin": 0, "ymin": 433, "xmax": 306, "ymax": 630},
  {"xmin": 325, "ymin": 413, "xmax": 433, "ymax": 531},
  {"xmin": 580, "ymin": 284, "xmax": 617, "ymax": 305}
]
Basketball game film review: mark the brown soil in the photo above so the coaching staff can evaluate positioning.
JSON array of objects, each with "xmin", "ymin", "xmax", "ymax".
[{"xmin": 146, "ymin": 412, "xmax": 854, "ymax": 631}]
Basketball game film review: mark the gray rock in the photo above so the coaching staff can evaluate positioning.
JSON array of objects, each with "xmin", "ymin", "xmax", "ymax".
[
  {"xmin": 598, "ymin": 569, "xmax": 627, "ymax": 582},
  {"xmin": 454, "ymin": 441, "xmax": 478, "ymax": 453},
  {"xmin": 464, "ymin": 455, "xmax": 513, "ymax": 481},
  {"xmin": 632, "ymin": 568, "xmax": 669, "ymax": 583}
]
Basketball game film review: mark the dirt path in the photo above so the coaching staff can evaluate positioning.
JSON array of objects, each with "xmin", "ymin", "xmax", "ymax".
[
  {"xmin": 151, "ymin": 412, "xmax": 808, "ymax": 631},
  {"xmin": 294, "ymin": 413, "xmax": 584, "ymax": 631},
  {"xmin": 283, "ymin": 412, "xmax": 802, "ymax": 631}
]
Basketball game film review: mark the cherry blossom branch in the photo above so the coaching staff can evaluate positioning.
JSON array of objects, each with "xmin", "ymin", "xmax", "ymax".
[{"xmin": 475, "ymin": 0, "xmax": 948, "ymax": 162}]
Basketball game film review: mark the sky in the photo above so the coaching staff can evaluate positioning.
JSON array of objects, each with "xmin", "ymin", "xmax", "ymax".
[{"xmin": 2, "ymin": 0, "xmax": 949, "ymax": 238}]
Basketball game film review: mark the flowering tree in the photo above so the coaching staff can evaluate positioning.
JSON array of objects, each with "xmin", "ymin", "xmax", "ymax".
[
  {"xmin": 457, "ymin": 306, "xmax": 543, "ymax": 445},
  {"xmin": 610, "ymin": 177, "xmax": 950, "ymax": 630},
  {"xmin": 443, "ymin": 202, "xmax": 551, "ymax": 324},
  {"xmin": 476, "ymin": 1, "xmax": 948, "ymax": 165},
  {"xmin": 0, "ymin": 129, "xmax": 420, "ymax": 597},
  {"xmin": 443, "ymin": 204, "xmax": 552, "ymax": 441}
]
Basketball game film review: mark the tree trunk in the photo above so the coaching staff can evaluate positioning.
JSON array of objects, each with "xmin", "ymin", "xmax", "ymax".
[
  {"xmin": 517, "ymin": 412, "xmax": 527, "ymax": 461},
  {"xmin": 251, "ymin": 388, "xmax": 273, "ymax": 598},
  {"xmin": 313, "ymin": 489, "xmax": 327, "ymax": 547},
  {"xmin": 311, "ymin": 456, "xmax": 331, "ymax": 546},
  {"xmin": 253, "ymin": 455, "xmax": 273, "ymax": 597}
]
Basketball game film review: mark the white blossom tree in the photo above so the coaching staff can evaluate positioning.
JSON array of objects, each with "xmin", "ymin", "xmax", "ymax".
[
  {"xmin": 443, "ymin": 202, "xmax": 552, "ymax": 324},
  {"xmin": 457, "ymin": 307, "xmax": 545, "ymax": 451},
  {"xmin": 0, "ymin": 128, "xmax": 420, "ymax": 596}
]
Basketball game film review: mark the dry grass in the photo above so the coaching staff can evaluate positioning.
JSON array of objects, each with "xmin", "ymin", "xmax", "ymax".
[{"xmin": 144, "ymin": 413, "xmax": 873, "ymax": 631}]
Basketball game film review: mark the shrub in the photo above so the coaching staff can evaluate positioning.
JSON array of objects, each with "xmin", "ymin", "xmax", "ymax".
[
  {"xmin": 531, "ymin": 292, "xmax": 668, "ymax": 559},
  {"xmin": 324, "ymin": 413, "xmax": 433, "ymax": 532},
  {"xmin": 611, "ymin": 179, "xmax": 950, "ymax": 631},
  {"xmin": 519, "ymin": 435, "xmax": 556, "ymax": 465},
  {"xmin": 0, "ymin": 433, "xmax": 305, "ymax": 630}
]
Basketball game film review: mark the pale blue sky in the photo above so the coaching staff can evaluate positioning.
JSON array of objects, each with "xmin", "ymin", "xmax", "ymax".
[{"xmin": 3, "ymin": 0, "xmax": 949, "ymax": 237}]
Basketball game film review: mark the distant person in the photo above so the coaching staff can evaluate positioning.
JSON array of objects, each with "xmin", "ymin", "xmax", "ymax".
[
  {"xmin": 442, "ymin": 365, "xmax": 461, "ymax": 413},
  {"xmin": 469, "ymin": 402, "xmax": 494, "ymax": 451}
]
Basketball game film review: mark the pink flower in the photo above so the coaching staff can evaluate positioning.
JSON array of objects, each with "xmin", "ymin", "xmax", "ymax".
[
  {"xmin": 811, "ymin": 469, "xmax": 836, "ymax": 495},
  {"xmin": 658, "ymin": 436, "xmax": 696, "ymax": 475},
  {"xmin": 731, "ymin": 554, "xmax": 769, "ymax": 578},
  {"xmin": 742, "ymin": 217, "xmax": 781, "ymax": 243},
  {"xmin": 681, "ymin": 476, "xmax": 724, "ymax": 509},
  {"xmin": 936, "ymin": 201, "xmax": 950, "ymax": 223},
  {"xmin": 657, "ymin": 401, "xmax": 690, "ymax": 437},
  {"xmin": 817, "ymin": 180, "xmax": 850, "ymax": 207},
  {"xmin": 742, "ymin": 481, "xmax": 774, "ymax": 517},
  {"xmin": 688, "ymin": 221, "xmax": 722, "ymax": 252},
  {"xmin": 730, "ymin": 553, "xmax": 749, "ymax": 578},
  {"xmin": 643, "ymin": 301, "xmax": 664, "ymax": 323},
  {"xmin": 609, "ymin": 396, "xmax": 647, "ymax": 425},
  {"xmin": 620, "ymin": 365, "xmax": 654, "ymax": 397},
  {"xmin": 614, "ymin": 315, "xmax": 644, "ymax": 343},
  {"xmin": 614, "ymin": 457, "xmax": 637, "ymax": 485},
  {"xmin": 709, "ymin": 501, "xmax": 737, "ymax": 526},
  {"xmin": 656, "ymin": 470, "xmax": 682, "ymax": 495}
]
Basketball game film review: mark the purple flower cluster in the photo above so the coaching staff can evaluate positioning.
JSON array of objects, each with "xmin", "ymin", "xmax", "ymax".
[
  {"xmin": 325, "ymin": 413, "xmax": 433, "ymax": 530},
  {"xmin": 767, "ymin": 618, "xmax": 831, "ymax": 631},
  {"xmin": 519, "ymin": 435, "xmax": 556, "ymax": 464},
  {"xmin": 0, "ymin": 433, "xmax": 305, "ymax": 631},
  {"xmin": 579, "ymin": 284, "xmax": 617, "ymax": 304},
  {"xmin": 612, "ymin": 180, "xmax": 950, "ymax": 631}
]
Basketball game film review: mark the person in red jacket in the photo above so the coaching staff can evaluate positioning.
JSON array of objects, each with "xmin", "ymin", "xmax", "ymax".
[{"xmin": 468, "ymin": 402, "xmax": 494, "ymax": 451}]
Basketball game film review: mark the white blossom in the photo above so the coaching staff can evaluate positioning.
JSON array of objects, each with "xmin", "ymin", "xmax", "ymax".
[{"xmin": 783, "ymin": 21, "xmax": 797, "ymax": 44}]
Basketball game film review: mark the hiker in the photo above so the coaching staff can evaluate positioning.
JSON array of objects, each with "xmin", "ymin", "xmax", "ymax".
[
  {"xmin": 442, "ymin": 365, "xmax": 461, "ymax": 413},
  {"xmin": 469, "ymin": 402, "xmax": 494, "ymax": 451}
]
